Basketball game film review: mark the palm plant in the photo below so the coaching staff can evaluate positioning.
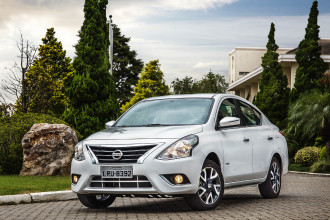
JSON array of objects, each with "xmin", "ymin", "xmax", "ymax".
[{"xmin": 287, "ymin": 90, "xmax": 330, "ymax": 161}]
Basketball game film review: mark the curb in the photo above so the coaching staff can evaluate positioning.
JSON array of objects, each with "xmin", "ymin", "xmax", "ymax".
[
  {"xmin": 289, "ymin": 171, "xmax": 330, "ymax": 177},
  {"xmin": 0, "ymin": 190, "xmax": 77, "ymax": 206}
]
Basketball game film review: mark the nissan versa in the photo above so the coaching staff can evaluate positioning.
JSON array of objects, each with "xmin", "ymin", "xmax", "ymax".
[{"xmin": 71, "ymin": 94, "xmax": 288, "ymax": 210}]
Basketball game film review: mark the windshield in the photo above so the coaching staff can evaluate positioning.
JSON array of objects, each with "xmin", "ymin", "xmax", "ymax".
[{"xmin": 116, "ymin": 98, "xmax": 214, "ymax": 127}]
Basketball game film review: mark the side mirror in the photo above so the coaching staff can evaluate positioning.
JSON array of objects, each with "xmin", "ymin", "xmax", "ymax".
[
  {"xmin": 105, "ymin": 120, "xmax": 116, "ymax": 129},
  {"xmin": 219, "ymin": 117, "xmax": 240, "ymax": 128}
]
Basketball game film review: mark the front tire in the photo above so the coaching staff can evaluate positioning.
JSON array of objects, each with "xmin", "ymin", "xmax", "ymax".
[
  {"xmin": 184, "ymin": 159, "xmax": 224, "ymax": 211},
  {"xmin": 258, "ymin": 157, "xmax": 281, "ymax": 198},
  {"xmin": 77, "ymin": 194, "xmax": 116, "ymax": 208}
]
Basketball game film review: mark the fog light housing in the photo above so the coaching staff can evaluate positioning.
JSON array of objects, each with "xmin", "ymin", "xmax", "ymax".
[
  {"xmin": 72, "ymin": 174, "xmax": 81, "ymax": 185},
  {"xmin": 174, "ymin": 175, "xmax": 183, "ymax": 184},
  {"xmin": 161, "ymin": 174, "xmax": 190, "ymax": 185}
]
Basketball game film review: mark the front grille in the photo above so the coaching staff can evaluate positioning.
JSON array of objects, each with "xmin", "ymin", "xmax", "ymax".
[
  {"xmin": 90, "ymin": 175, "xmax": 152, "ymax": 188},
  {"xmin": 88, "ymin": 145, "xmax": 157, "ymax": 164}
]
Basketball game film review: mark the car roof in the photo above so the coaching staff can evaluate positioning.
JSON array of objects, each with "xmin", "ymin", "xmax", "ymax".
[{"xmin": 145, "ymin": 93, "xmax": 224, "ymax": 100}]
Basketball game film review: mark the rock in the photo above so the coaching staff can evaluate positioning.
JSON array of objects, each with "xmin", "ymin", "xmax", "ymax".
[{"xmin": 20, "ymin": 123, "xmax": 78, "ymax": 176}]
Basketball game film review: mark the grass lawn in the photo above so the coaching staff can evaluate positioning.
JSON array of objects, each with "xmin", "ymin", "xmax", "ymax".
[
  {"xmin": 288, "ymin": 163, "xmax": 310, "ymax": 172},
  {"xmin": 0, "ymin": 175, "xmax": 71, "ymax": 196}
]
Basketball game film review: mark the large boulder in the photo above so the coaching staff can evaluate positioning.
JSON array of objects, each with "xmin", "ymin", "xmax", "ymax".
[{"xmin": 20, "ymin": 123, "xmax": 78, "ymax": 176}]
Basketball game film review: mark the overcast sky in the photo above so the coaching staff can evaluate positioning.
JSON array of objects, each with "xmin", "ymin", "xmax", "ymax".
[{"xmin": 1, "ymin": 0, "xmax": 330, "ymax": 102}]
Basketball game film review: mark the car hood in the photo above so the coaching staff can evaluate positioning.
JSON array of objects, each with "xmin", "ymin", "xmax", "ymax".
[{"xmin": 85, "ymin": 125, "xmax": 203, "ymax": 140}]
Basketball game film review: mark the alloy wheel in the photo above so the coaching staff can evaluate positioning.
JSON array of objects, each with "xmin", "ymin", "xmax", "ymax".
[
  {"xmin": 270, "ymin": 162, "xmax": 280, "ymax": 194},
  {"xmin": 198, "ymin": 167, "xmax": 221, "ymax": 205}
]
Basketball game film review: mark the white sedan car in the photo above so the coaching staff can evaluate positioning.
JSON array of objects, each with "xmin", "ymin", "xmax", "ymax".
[{"xmin": 71, "ymin": 94, "xmax": 288, "ymax": 210}]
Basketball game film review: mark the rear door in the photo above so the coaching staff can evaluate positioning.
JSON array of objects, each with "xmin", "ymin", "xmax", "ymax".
[
  {"xmin": 216, "ymin": 98, "xmax": 253, "ymax": 183},
  {"xmin": 236, "ymin": 100, "xmax": 274, "ymax": 180}
]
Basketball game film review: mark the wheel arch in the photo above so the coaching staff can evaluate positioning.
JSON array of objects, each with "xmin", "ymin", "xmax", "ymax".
[
  {"xmin": 273, "ymin": 153, "xmax": 283, "ymax": 173},
  {"xmin": 205, "ymin": 152, "xmax": 221, "ymax": 169}
]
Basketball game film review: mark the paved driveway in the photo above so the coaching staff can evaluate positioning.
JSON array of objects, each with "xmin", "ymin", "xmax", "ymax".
[{"xmin": 0, "ymin": 173, "xmax": 329, "ymax": 220}]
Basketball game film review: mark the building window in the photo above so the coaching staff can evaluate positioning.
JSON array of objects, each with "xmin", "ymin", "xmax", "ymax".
[{"xmin": 239, "ymin": 72, "xmax": 249, "ymax": 76}]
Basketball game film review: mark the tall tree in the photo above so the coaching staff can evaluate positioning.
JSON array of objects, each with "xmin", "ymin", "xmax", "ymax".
[
  {"xmin": 290, "ymin": 1, "xmax": 328, "ymax": 101},
  {"xmin": 253, "ymin": 23, "xmax": 290, "ymax": 129},
  {"xmin": 24, "ymin": 28, "xmax": 74, "ymax": 117},
  {"xmin": 64, "ymin": 0, "xmax": 119, "ymax": 137},
  {"xmin": 121, "ymin": 60, "xmax": 170, "ymax": 112},
  {"xmin": 1, "ymin": 32, "xmax": 37, "ymax": 112},
  {"xmin": 112, "ymin": 24, "xmax": 143, "ymax": 107}
]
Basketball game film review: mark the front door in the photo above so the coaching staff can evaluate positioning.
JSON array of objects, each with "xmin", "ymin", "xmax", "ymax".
[{"xmin": 216, "ymin": 98, "xmax": 253, "ymax": 183}]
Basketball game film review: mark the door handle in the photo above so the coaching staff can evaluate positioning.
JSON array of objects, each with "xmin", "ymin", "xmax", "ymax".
[
  {"xmin": 268, "ymin": 136, "xmax": 273, "ymax": 140},
  {"xmin": 243, "ymin": 138, "xmax": 249, "ymax": 142}
]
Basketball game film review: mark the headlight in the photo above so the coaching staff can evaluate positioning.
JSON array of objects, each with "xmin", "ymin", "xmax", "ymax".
[
  {"xmin": 157, "ymin": 134, "xmax": 199, "ymax": 160},
  {"xmin": 74, "ymin": 142, "xmax": 85, "ymax": 161}
]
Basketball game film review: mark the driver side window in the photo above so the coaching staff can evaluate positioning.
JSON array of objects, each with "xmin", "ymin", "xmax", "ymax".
[{"xmin": 217, "ymin": 99, "xmax": 240, "ymax": 122}]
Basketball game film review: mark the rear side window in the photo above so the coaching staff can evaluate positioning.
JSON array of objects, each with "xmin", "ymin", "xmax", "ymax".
[
  {"xmin": 218, "ymin": 99, "xmax": 240, "ymax": 121},
  {"xmin": 253, "ymin": 108, "xmax": 261, "ymax": 125},
  {"xmin": 238, "ymin": 101, "xmax": 258, "ymax": 126}
]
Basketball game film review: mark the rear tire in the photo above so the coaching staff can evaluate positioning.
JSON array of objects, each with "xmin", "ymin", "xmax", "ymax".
[
  {"xmin": 77, "ymin": 194, "xmax": 116, "ymax": 208},
  {"xmin": 184, "ymin": 159, "xmax": 224, "ymax": 211},
  {"xmin": 258, "ymin": 157, "xmax": 281, "ymax": 198}
]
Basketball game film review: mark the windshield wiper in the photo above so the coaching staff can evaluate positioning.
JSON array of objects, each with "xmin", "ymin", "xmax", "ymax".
[
  {"xmin": 116, "ymin": 124, "xmax": 168, "ymax": 127},
  {"xmin": 141, "ymin": 124, "xmax": 167, "ymax": 127}
]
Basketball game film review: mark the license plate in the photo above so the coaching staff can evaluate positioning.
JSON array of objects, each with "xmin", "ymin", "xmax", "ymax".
[{"xmin": 101, "ymin": 166, "xmax": 133, "ymax": 178}]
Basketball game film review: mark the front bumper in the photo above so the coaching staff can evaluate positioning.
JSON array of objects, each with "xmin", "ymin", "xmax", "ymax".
[{"xmin": 71, "ymin": 140, "xmax": 204, "ymax": 195}]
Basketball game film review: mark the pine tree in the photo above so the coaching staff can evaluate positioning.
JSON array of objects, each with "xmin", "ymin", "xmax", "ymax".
[
  {"xmin": 254, "ymin": 23, "xmax": 290, "ymax": 129},
  {"xmin": 290, "ymin": 0, "xmax": 328, "ymax": 101},
  {"xmin": 64, "ymin": 0, "xmax": 119, "ymax": 137},
  {"xmin": 24, "ymin": 28, "xmax": 74, "ymax": 117},
  {"xmin": 121, "ymin": 60, "xmax": 170, "ymax": 112},
  {"xmin": 112, "ymin": 24, "xmax": 143, "ymax": 107}
]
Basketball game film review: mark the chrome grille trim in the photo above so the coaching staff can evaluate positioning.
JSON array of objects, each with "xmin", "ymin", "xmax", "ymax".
[
  {"xmin": 90, "ymin": 175, "xmax": 152, "ymax": 188},
  {"xmin": 88, "ymin": 144, "xmax": 157, "ymax": 164}
]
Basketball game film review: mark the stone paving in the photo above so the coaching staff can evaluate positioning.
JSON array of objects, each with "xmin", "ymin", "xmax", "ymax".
[{"xmin": 0, "ymin": 173, "xmax": 329, "ymax": 220}]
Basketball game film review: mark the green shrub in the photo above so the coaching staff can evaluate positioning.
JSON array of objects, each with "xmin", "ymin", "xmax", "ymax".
[
  {"xmin": 320, "ymin": 146, "xmax": 327, "ymax": 160},
  {"xmin": 314, "ymin": 137, "xmax": 324, "ymax": 147},
  {"xmin": 310, "ymin": 159, "xmax": 330, "ymax": 173},
  {"xmin": 0, "ymin": 113, "xmax": 81, "ymax": 174},
  {"xmin": 294, "ymin": 146, "xmax": 321, "ymax": 166}
]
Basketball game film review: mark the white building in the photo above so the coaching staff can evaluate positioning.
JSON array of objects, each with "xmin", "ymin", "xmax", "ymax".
[{"xmin": 227, "ymin": 39, "xmax": 330, "ymax": 102}]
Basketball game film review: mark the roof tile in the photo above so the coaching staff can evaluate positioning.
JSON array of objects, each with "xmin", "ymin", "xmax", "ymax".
[{"xmin": 286, "ymin": 39, "xmax": 330, "ymax": 55}]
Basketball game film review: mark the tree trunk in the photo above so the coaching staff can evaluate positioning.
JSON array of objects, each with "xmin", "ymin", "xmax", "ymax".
[{"xmin": 21, "ymin": 68, "xmax": 27, "ymax": 113}]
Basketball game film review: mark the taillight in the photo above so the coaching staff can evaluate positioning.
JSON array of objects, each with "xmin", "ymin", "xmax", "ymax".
[{"xmin": 278, "ymin": 130, "xmax": 285, "ymax": 137}]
